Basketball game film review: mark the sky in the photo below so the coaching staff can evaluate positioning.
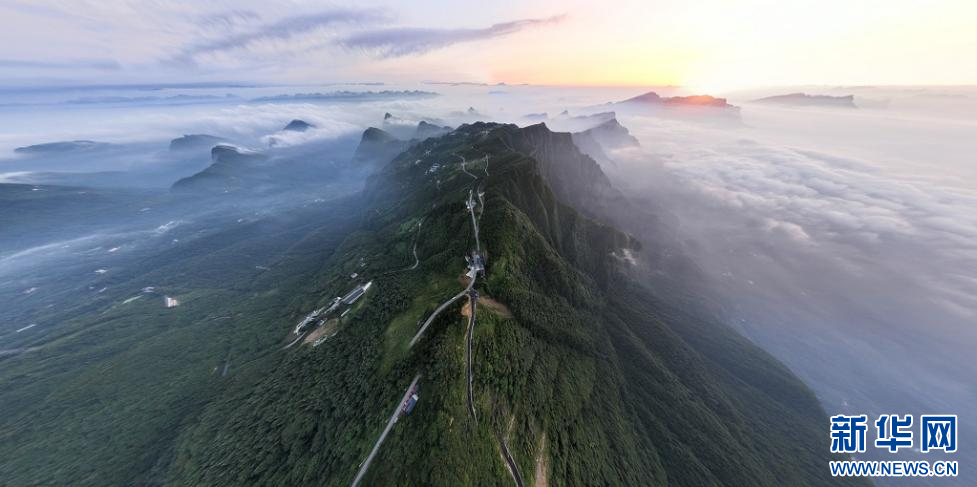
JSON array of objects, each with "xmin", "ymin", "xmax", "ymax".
[{"xmin": 1, "ymin": 0, "xmax": 976, "ymax": 91}]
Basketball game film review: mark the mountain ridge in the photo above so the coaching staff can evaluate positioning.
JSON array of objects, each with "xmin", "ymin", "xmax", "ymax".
[{"xmin": 163, "ymin": 120, "xmax": 865, "ymax": 486}]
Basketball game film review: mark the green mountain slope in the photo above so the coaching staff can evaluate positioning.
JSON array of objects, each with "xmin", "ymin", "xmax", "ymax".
[
  {"xmin": 0, "ymin": 196, "xmax": 364, "ymax": 486},
  {"xmin": 163, "ymin": 122, "xmax": 865, "ymax": 486}
]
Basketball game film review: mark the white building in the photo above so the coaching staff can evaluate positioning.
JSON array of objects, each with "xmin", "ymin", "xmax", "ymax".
[{"xmin": 341, "ymin": 281, "xmax": 373, "ymax": 305}]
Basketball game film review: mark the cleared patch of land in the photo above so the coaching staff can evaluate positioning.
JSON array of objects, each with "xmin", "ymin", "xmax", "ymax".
[
  {"xmin": 535, "ymin": 434, "xmax": 548, "ymax": 487},
  {"xmin": 477, "ymin": 294, "xmax": 511, "ymax": 318},
  {"xmin": 304, "ymin": 318, "xmax": 339, "ymax": 344}
]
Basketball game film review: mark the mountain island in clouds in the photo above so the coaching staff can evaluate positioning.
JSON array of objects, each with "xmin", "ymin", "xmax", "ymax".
[{"xmin": 752, "ymin": 93, "xmax": 857, "ymax": 108}]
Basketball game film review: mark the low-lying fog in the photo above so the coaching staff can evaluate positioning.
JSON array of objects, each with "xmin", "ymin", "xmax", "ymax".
[
  {"xmin": 602, "ymin": 93, "xmax": 977, "ymax": 480},
  {"xmin": 2, "ymin": 82, "xmax": 974, "ymax": 483}
]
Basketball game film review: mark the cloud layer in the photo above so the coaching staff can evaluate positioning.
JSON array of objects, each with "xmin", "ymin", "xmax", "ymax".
[
  {"xmin": 170, "ymin": 8, "xmax": 388, "ymax": 66},
  {"xmin": 339, "ymin": 15, "xmax": 566, "ymax": 58},
  {"xmin": 0, "ymin": 58, "xmax": 121, "ymax": 71},
  {"xmin": 602, "ymin": 102, "xmax": 977, "ymax": 470},
  {"xmin": 0, "ymin": 2, "xmax": 565, "ymax": 82}
]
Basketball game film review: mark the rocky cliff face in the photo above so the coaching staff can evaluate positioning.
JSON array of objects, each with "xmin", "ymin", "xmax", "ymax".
[
  {"xmin": 414, "ymin": 121, "xmax": 452, "ymax": 140},
  {"xmin": 351, "ymin": 127, "xmax": 408, "ymax": 170},
  {"xmin": 502, "ymin": 122, "xmax": 633, "ymax": 226},
  {"xmin": 571, "ymin": 117, "xmax": 640, "ymax": 165},
  {"xmin": 171, "ymin": 144, "xmax": 269, "ymax": 193},
  {"xmin": 169, "ymin": 134, "xmax": 227, "ymax": 152}
]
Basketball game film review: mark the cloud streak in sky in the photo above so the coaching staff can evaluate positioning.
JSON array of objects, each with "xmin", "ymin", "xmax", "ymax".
[
  {"xmin": 171, "ymin": 8, "xmax": 388, "ymax": 65},
  {"xmin": 339, "ymin": 14, "xmax": 566, "ymax": 58},
  {"xmin": 0, "ymin": 58, "xmax": 121, "ymax": 71}
]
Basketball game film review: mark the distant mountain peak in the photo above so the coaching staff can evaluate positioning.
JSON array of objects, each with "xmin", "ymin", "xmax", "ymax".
[
  {"xmin": 169, "ymin": 134, "xmax": 227, "ymax": 152},
  {"xmin": 752, "ymin": 92, "xmax": 857, "ymax": 108},
  {"xmin": 605, "ymin": 91, "xmax": 740, "ymax": 123},
  {"xmin": 210, "ymin": 144, "xmax": 262, "ymax": 160},
  {"xmin": 414, "ymin": 121, "xmax": 452, "ymax": 140},
  {"xmin": 352, "ymin": 127, "xmax": 408, "ymax": 170},
  {"xmin": 665, "ymin": 94, "xmax": 731, "ymax": 107},
  {"xmin": 382, "ymin": 113, "xmax": 449, "ymax": 139},
  {"xmin": 571, "ymin": 116, "xmax": 640, "ymax": 166},
  {"xmin": 361, "ymin": 127, "xmax": 398, "ymax": 143},
  {"xmin": 621, "ymin": 91, "xmax": 733, "ymax": 108},
  {"xmin": 282, "ymin": 119, "xmax": 315, "ymax": 132},
  {"xmin": 14, "ymin": 140, "xmax": 111, "ymax": 154},
  {"xmin": 589, "ymin": 117, "xmax": 630, "ymax": 134},
  {"xmin": 171, "ymin": 144, "xmax": 268, "ymax": 193},
  {"xmin": 616, "ymin": 91, "xmax": 734, "ymax": 109},
  {"xmin": 624, "ymin": 91, "xmax": 663, "ymax": 103}
]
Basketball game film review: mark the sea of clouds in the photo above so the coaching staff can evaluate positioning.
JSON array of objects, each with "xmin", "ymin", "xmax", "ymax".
[{"xmin": 601, "ymin": 96, "xmax": 976, "ymax": 480}]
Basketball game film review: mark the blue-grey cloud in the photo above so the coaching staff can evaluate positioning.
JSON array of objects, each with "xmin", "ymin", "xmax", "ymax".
[
  {"xmin": 339, "ymin": 14, "xmax": 566, "ymax": 58},
  {"xmin": 1, "ymin": 2, "xmax": 76, "ymax": 21},
  {"xmin": 171, "ymin": 8, "xmax": 388, "ymax": 65},
  {"xmin": 0, "ymin": 58, "xmax": 121, "ymax": 70},
  {"xmin": 194, "ymin": 10, "xmax": 262, "ymax": 29}
]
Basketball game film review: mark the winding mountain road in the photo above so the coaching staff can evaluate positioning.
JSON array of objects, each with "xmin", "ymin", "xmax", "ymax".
[
  {"xmin": 499, "ymin": 430, "xmax": 525, "ymax": 487},
  {"xmin": 466, "ymin": 289, "xmax": 478, "ymax": 419},
  {"xmin": 370, "ymin": 150, "xmax": 499, "ymax": 483},
  {"xmin": 468, "ymin": 190, "xmax": 481, "ymax": 252},
  {"xmin": 351, "ymin": 373, "xmax": 422, "ymax": 487},
  {"xmin": 410, "ymin": 186, "xmax": 484, "ymax": 348},
  {"xmin": 283, "ymin": 331, "xmax": 307, "ymax": 349},
  {"xmin": 381, "ymin": 218, "xmax": 424, "ymax": 277},
  {"xmin": 458, "ymin": 154, "xmax": 477, "ymax": 179},
  {"xmin": 409, "ymin": 276, "xmax": 475, "ymax": 347},
  {"xmin": 408, "ymin": 219, "xmax": 423, "ymax": 270}
]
